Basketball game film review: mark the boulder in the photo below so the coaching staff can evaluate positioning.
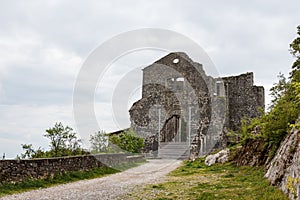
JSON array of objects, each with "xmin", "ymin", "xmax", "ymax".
[{"xmin": 205, "ymin": 149, "xmax": 229, "ymax": 166}]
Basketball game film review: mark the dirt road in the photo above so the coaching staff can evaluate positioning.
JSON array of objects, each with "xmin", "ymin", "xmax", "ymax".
[{"xmin": 0, "ymin": 159, "xmax": 182, "ymax": 200}]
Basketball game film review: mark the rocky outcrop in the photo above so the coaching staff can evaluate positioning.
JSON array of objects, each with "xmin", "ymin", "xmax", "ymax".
[
  {"xmin": 265, "ymin": 120, "xmax": 300, "ymax": 200},
  {"xmin": 205, "ymin": 149, "xmax": 229, "ymax": 166},
  {"xmin": 231, "ymin": 138, "xmax": 271, "ymax": 166}
]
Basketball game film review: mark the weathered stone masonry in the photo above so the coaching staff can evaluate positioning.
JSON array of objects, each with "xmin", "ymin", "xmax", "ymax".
[
  {"xmin": 223, "ymin": 72, "xmax": 265, "ymax": 132},
  {"xmin": 0, "ymin": 154, "xmax": 144, "ymax": 184},
  {"xmin": 129, "ymin": 52, "xmax": 265, "ymax": 158}
]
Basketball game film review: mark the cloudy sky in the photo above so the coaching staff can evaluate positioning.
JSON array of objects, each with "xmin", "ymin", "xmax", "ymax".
[{"xmin": 0, "ymin": 0, "xmax": 299, "ymax": 158}]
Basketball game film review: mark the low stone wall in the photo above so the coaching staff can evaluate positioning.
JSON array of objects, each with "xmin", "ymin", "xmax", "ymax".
[{"xmin": 0, "ymin": 153, "xmax": 144, "ymax": 184}]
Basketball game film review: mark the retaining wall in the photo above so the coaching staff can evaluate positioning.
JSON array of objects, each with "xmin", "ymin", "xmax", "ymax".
[{"xmin": 0, "ymin": 153, "xmax": 144, "ymax": 184}]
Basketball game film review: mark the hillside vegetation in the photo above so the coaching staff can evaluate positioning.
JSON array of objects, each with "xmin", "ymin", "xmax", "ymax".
[{"xmin": 238, "ymin": 25, "xmax": 300, "ymax": 160}]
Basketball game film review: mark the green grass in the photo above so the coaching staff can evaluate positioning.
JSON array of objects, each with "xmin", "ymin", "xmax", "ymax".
[
  {"xmin": 126, "ymin": 158, "xmax": 289, "ymax": 200},
  {"xmin": 0, "ymin": 160, "xmax": 146, "ymax": 197}
]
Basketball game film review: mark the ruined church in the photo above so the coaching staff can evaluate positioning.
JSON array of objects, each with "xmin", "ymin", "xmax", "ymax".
[{"xmin": 129, "ymin": 52, "xmax": 264, "ymax": 159}]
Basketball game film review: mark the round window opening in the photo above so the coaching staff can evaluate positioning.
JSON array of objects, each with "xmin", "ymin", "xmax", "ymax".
[{"xmin": 173, "ymin": 58, "xmax": 179, "ymax": 64}]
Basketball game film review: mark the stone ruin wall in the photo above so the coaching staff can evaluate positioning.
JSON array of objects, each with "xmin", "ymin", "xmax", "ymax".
[
  {"xmin": 130, "ymin": 52, "xmax": 213, "ymax": 156},
  {"xmin": 129, "ymin": 52, "xmax": 265, "ymax": 158},
  {"xmin": 223, "ymin": 72, "xmax": 265, "ymax": 132}
]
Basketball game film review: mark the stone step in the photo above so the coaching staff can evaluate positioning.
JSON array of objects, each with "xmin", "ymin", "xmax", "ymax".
[
  {"xmin": 159, "ymin": 152, "xmax": 188, "ymax": 160},
  {"xmin": 159, "ymin": 153, "xmax": 187, "ymax": 156},
  {"xmin": 161, "ymin": 146, "xmax": 186, "ymax": 148},
  {"xmin": 158, "ymin": 142, "xmax": 189, "ymax": 160},
  {"xmin": 159, "ymin": 156, "xmax": 186, "ymax": 159},
  {"xmin": 160, "ymin": 142, "xmax": 188, "ymax": 145},
  {"xmin": 160, "ymin": 147, "xmax": 188, "ymax": 151},
  {"xmin": 160, "ymin": 148, "xmax": 187, "ymax": 152},
  {"xmin": 160, "ymin": 142, "xmax": 188, "ymax": 146},
  {"xmin": 159, "ymin": 153, "xmax": 187, "ymax": 157},
  {"xmin": 160, "ymin": 149, "xmax": 187, "ymax": 152}
]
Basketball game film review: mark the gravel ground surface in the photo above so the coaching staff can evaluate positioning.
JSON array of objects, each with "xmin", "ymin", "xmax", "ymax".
[{"xmin": 0, "ymin": 159, "xmax": 182, "ymax": 200}]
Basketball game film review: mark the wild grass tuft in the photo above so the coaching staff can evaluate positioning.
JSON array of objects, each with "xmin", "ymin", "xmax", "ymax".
[{"xmin": 126, "ymin": 158, "xmax": 289, "ymax": 200}]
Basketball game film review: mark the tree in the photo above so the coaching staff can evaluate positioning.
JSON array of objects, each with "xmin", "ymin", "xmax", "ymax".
[
  {"xmin": 259, "ymin": 25, "xmax": 300, "ymax": 157},
  {"xmin": 240, "ymin": 25, "xmax": 300, "ymax": 159},
  {"xmin": 44, "ymin": 122, "xmax": 71, "ymax": 156},
  {"xmin": 269, "ymin": 73, "xmax": 287, "ymax": 107},
  {"xmin": 109, "ymin": 129, "xmax": 144, "ymax": 153},
  {"xmin": 89, "ymin": 130, "xmax": 109, "ymax": 153},
  {"xmin": 290, "ymin": 25, "xmax": 300, "ymax": 82},
  {"xmin": 20, "ymin": 144, "xmax": 36, "ymax": 159},
  {"xmin": 19, "ymin": 122, "xmax": 87, "ymax": 159},
  {"xmin": 44, "ymin": 122, "xmax": 83, "ymax": 157}
]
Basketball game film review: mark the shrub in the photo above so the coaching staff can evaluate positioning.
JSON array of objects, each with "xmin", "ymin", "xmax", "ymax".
[{"xmin": 109, "ymin": 129, "xmax": 144, "ymax": 153}]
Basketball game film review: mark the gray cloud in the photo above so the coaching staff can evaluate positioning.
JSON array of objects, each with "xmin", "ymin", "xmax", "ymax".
[
  {"xmin": 0, "ymin": 104, "xmax": 75, "ymax": 158},
  {"xmin": 0, "ymin": 0, "xmax": 299, "ymax": 157}
]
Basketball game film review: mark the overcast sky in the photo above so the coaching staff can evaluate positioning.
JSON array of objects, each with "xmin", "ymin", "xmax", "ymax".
[{"xmin": 0, "ymin": 0, "xmax": 299, "ymax": 158}]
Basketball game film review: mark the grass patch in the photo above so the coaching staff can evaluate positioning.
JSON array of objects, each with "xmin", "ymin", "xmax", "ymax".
[
  {"xmin": 152, "ymin": 184, "xmax": 165, "ymax": 189},
  {"xmin": 0, "ymin": 160, "xmax": 146, "ymax": 197},
  {"xmin": 126, "ymin": 158, "xmax": 289, "ymax": 200}
]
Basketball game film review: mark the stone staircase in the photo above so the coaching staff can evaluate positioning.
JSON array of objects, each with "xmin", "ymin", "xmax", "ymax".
[{"xmin": 158, "ymin": 142, "xmax": 189, "ymax": 160}]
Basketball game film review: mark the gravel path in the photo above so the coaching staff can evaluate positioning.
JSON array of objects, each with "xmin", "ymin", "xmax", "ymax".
[{"xmin": 0, "ymin": 159, "xmax": 182, "ymax": 200}]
